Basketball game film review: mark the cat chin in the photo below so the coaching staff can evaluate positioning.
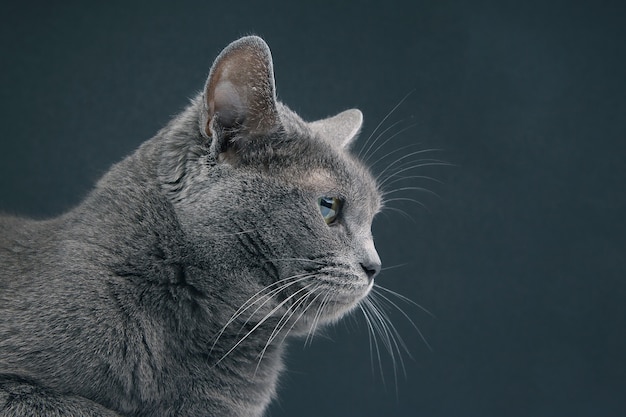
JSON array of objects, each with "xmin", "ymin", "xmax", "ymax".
[
  {"xmin": 314, "ymin": 295, "xmax": 371, "ymax": 329},
  {"xmin": 310, "ymin": 278, "xmax": 375, "ymax": 328},
  {"xmin": 278, "ymin": 283, "xmax": 372, "ymax": 339},
  {"xmin": 332, "ymin": 283, "xmax": 374, "ymax": 320}
]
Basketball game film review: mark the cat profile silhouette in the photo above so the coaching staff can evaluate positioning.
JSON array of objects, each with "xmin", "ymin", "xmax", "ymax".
[{"xmin": 0, "ymin": 36, "xmax": 382, "ymax": 417}]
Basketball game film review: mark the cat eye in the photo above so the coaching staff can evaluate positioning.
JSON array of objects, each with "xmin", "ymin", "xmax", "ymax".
[{"xmin": 318, "ymin": 197, "xmax": 342, "ymax": 225}]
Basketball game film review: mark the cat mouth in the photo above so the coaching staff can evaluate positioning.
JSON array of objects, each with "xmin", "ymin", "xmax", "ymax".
[{"xmin": 264, "ymin": 258, "xmax": 373, "ymax": 330}]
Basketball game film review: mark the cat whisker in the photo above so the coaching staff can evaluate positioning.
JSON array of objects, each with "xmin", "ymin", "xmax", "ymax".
[
  {"xmin": 371, "ymin": 287, "xmax": 433, "ymax": 351},
  {"xmin": 371, "ymin": 295, "xmax": 414, "ymax": 400},
  {"xmin": 380, "ymin": 206, "xmax": 418, "ymax": 224},
  {"xmin": 382, "ymin": 197, "xmax": 430, "ymax": 213},
  {"xmin": 363, "ymin": 123, "xmax": 419, "ymax": 166},
  {"xmin": 210, "ymin": 273, "xmax": 314, "ymax": 354},
  {"xmin": 360, "ymin": 279, "xmax": 436, "ymax": 395},
  {"xmin": 361, "ymin": 299, "xmax": 391, "ymax": 388},
  {"xmin": 234, "ymin": 274, "xmax": 314, "ymax": 331},
  {"xmin": 381, "ymin": 186, "xmax": 441, "ymax": 199},
  {"xmin": 234, "ymin": 273, "xmax": 312, "ymax": 315},
  {"xmin": 270, "ymin": 290, "xmax": 320, "ymax": 347},
  {"xmin": 376, "ymin": 147, "xmax": 442, "ymax": 173},
  {"xmin": 263, "ymin": 257, "xmax": 327, "ymax": 265},
  {"xmin": 370, "ymin": 142, "xmax": 432, "ymax": 171},
  {"xmin": 369, "ymin": 294, "xmax": 412, "ymax": 363},
  {"xmin": 357, "ymin": 90, "xmax": 414, "ymax": 160},
  {"xmin": 212, "ymin": 228, "xmax": 260, "ymax": 237},
  {"xmin": 391, "ymin": 158, "xmax": 451, "ymax": 171},
  {"xmin": 363, "ymin": 297, "xmax": 401, "ymax": 393},
  {"xmin": 373, "ymin": 284, "xmax": 435, "ymax": 318},
  {"xmin": 304, "ymin": 290, "xmax": 333, "ymax": 347},
  {"xmin": 282, "ymin": 287, "xmax": 328, "ymax": 347},
  {"xmin": 236, "ymin": 275, "xmax": 315, "ymax": 334},
  {"xmin": 380, "ymin": 174, "xmax": 443, "ymax": 190},
  {"xmin": 378, "ymin": 161, "xmax": 453, "ymax": 188},
  {"xmin": 358, "ymin": 302, "xmax": 385, "ymax": 385},
  {"xmin": 214, "ymin": 283, "xmax": 317, "ymax": 367},
  {"xmin": 362, "ymin": 117, "xmax": 405, "ymax": 151},
  {"xmin": 379, "ymin": 263, "xmax": 408, "ymax": 272},
  {"xmin": 376, "ymin": 149, "xmax": 449, "ymax": 184},
  {"xmin": 360, "ymin": 119, "xmax": 407, "ymax": 163},
  {"xmin": 214, "ymin": 274, "xmax": 308, "ymax": 331},
  {"xmin": 255, "ymin": 288, "xmax": 325, "ymax": 374},
  {"xmin": 255, "ymin": 290, "xmax": 317, "ymax": 374}
]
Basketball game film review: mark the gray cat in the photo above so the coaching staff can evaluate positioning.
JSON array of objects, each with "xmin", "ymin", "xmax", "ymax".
[{"xmin": 0, "ymin": 36, "xmax": 382, "ymax": 417}]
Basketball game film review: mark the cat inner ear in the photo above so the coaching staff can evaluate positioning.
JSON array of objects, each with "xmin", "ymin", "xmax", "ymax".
[
  {"xmin": 309, "ymin": 109, "xmax": 363, "ymax": 150},
  {"xmin": 201, "ymin": 36, "xmax": 279, "ymax": 156}
]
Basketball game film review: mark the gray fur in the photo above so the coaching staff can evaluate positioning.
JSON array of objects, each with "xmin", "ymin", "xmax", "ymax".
[{"xmin": 0, "ymin": 36, "xmax": 381, "ymax": 417}]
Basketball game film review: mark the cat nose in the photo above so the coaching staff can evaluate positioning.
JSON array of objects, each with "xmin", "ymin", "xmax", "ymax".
[
  {"xmin": 360, "ymin": 260, "xmax": 381, "ymax": 281},
  {"xmin": 360, "ymin": 238, "xmax": 381, "ymax": 281}
]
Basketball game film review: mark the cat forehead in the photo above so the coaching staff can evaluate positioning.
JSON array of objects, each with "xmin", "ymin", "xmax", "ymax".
[
  {"xmin": 279, "ymin": 107, "xmax": 379, "ymax": 202},
  {"xmin": 276, "ymin": 142, "xmax": 381, "ymax": 213},
  {"xmin": 296, "ymin": 164, "xmax": 379, "ymax": 206},
  {"xmin": 228, "ymin": 101, "xmax": 381, "ymax": 210}
]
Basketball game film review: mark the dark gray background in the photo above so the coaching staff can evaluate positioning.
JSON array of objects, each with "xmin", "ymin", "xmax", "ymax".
[{"xmin": 1, "ymin": 1, "xmax": 624, "ymax": 416}]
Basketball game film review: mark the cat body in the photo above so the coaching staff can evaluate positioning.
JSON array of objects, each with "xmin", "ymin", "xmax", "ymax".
[{"xmin": 0, "ymin": 37, "xmax": 381, "ymax": 416}]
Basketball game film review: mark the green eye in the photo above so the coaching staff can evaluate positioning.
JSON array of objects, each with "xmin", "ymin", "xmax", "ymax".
[{"xmin": 318, "ymin": 197, "xmax": 342, "ymax": 225}]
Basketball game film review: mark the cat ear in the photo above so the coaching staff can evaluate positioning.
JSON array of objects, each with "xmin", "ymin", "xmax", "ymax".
[
  {"xmin": 201, "ymin": 36, "xmax": 279, "ymax": 152},
  {"xmin": 309, "ymin": 109, "xmax": 363, "ymax": 149}
]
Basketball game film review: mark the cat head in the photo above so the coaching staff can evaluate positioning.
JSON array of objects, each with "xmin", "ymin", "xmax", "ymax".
[{"xmin": 165, "ymin": 36, "xmax": 381, "ymax": 333}]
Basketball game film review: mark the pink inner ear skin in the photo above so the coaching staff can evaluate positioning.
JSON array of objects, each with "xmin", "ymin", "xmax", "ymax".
[
  {"xmin": 203, "ymin": 36, "xmax": 279, "ymax": 140},
  {"xmin": 212, "ymin": 81, "xmax": 246, "ymax": 128}
]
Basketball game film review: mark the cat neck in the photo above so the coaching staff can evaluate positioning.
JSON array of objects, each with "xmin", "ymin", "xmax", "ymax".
[{"xmin": 31, "ymin": 97, "xmax": 292, "ymax": 415}]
